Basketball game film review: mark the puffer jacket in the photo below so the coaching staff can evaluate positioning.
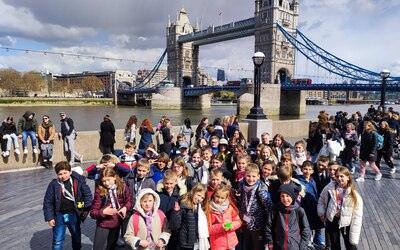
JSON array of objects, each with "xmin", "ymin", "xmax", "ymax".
[
  {"xmin": 124, "ymin": 188, "xmax": 171, "ymax": 250},
  {"xmin": 359, "ymin": 130, "xmax": 378, "ymax": 161},
  {"xmin": 317, "ymin": 182, "xmax": 363, "ymax": 245},
  {"xmin": 208, "ymin": 203, "xmax": 242, "ymax": 250},
  {"xmin": 169, "ymin": 200, "xmax": 199, "ymax": 248},
  {"xmin": 90, "ymin": 183, "xmax": 132, "ymax": 229}
]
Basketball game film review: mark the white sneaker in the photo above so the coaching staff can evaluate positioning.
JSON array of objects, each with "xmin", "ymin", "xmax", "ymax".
[
  {"xmin": 350, "ymin": 167, "xmax": 355, "ymax": 174},
  {"xmin": 375, "ymin": 172, "xmax": 382, "ymax": 181},
  {"xmin": 33, "ymin": 148, "xmax": 39, "ymax": 154},
  {"xmin": 23, "ymin": 148, "xmax": 28, "ymax": 154},
  {"xmin": 79, "ymin": 154, "xmax": 84, "ymax": 163},
  {"xmin": 355, "ymin": 177, "xmax": 365, "ymax": 182},
  {"xmin": 1, "ymin": 152, "xmax": 6, "ymax": 157},
  {"xmin": 390, "ymin": 168, "xmax": 397, "ymax": 174},
  {"xmin": 4, "ymin": 151, "xmax": 10, "ymax": 157},
  {"xmin": 15, "ymin": 148, "xmax": 20, "ymax": 155}
]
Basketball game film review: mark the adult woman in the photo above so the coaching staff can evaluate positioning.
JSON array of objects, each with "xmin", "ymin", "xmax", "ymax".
[
  {"xmin": 232, "ymin": 129, "xmax": 247, "ymax": 149},
  {"xmin": 0, "ymin": 117, "xmax": 20, "ymax": 157},
  {"xmin": 38, "ymin": 115, "xmax": 56, "ymax": 168},
  {"xmin": 161, "ymin": 118, "xmax": 173, "ymax": 154},
  {"xmin": 138, "ymin": 119, "xmax": 155, "ymax": 154},
  {"xmin": 100, "ymin": 114, "xmax": 115, "ymax": 154},
  {"xmin": 213, "ymin": 117, "xmax": 225, "ymax": 139},
  {"xmin": 271, "ymin": 134, "xmax": 292, "ymax": 161},
  {"xmin": 124, "ymin": 115, "xmax": 137, "ymax": 144},
  {"xmin": 195, "ymin": 117, "xmax": 208, "ymax": 141},
  {"xmin": 179, "ymin": 118, "xmax": 194, "ymax": 147},
  {"xmin": 172, "ymin": 157, "xmax": 195, "ymax": 191},
  {"xmin": 355, "ymin": 121, "xmax": 382, "ymax": 182},
  {"xmin": 376, "ymin": 121, "xmax": 396, "ymax": 174},
  {"xmin": 341, "ymin": 123, "xmax": 359, "ymax": 174}
]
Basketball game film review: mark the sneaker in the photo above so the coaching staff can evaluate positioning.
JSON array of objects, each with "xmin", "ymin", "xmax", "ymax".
[
  {"xmin": 116, "ymin": 237, "xmax": 125, "ymax": 247},
  {"xmin": 33, "ymin": 148, "xmax": 39, "ymax": 154},
  {"xmin": 79, "ymin": 154, "xmax": 84, "ymax": 163},
  {"xmin": 355, "ymin": 177, "xmax": 365, "ymax": 182},
  {"xmin": 15, "ymin": 148, "xmax": 20, "ymax": 155},
  {"xmin": 1, "ymin": 152, "xmax": 6, "ymax": 157},
  {"xmin": 350, "ymin": 167, "xmax": 355, "ymax": 174},
  {"xmin": 390, "ymin": 168, "xmax": 397, "ymax": 174},
  {"xmin": 375, "ymin": 172, "xmax": 382, "ymax": 181},
  {"xmin": 23, "ymin": 148, "xmax": 28, "ymax": 154},
  {"xmin": 4, "ymin": 151, "xmax": 10, "ymax": 157}
]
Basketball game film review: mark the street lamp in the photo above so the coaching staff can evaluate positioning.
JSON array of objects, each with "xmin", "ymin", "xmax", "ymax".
[
  {"xmin": 246, "ymin": 51, "xmax": 267, "ymax": 120},
  {"xmin": 380, "ymin": 68, "xmax": 390, "ymax": 109}
]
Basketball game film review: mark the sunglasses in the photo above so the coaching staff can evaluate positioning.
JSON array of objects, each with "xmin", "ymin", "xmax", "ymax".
[{"xmin": 43, "ymin": 117, "xmax": 49, "ymax": 120}]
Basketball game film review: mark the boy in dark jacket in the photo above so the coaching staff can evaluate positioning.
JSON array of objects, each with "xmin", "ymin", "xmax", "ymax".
[
  {"xmin": 43, "ymin": 161, "xmax": 92, "ymax": 250},
  {"xmin": 85, "ymin": 154, "xmax": 130, "ymax": 186},
  {"xmin": 269, "ymin": 184, "xmax": 311, "ymax": 250}
]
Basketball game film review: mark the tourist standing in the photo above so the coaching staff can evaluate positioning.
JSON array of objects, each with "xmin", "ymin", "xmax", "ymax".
[
  {"xmin": 58, "ymin": 112, "xmax": 82, "ymax": 165},
  {"xmin": 38, "ymin": 115, "xmax": 56, "ymax": 168},
  {"xmin": 124, "ymin": 115, "xmax": 137, "ymax": 144},
  {"xmin": 376, "ymin": 121, "xmax": 396, "ymax": 174},
  {"xmin": 100, "ymin": 114, "xmax": 116, "ymax": 154},
  {"xmin": 17, "ymin": 110, "xmax": 39, "ymax": 154},
  {"xmin": 138, "ymin": 119, "xmax": 155, "ymax": 154},
  {"xmin": 179, "ymin": 118, "xmax": 194, "ymax": 147}
]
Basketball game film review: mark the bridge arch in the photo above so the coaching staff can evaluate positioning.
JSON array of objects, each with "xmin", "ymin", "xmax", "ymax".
[
  {"xmin": 182, "ymin": 76, "xmax": 192, "ymax": 86},
  {"xmin": 277, "ymin": 68, "xmax": 291, "ymax": 84}
]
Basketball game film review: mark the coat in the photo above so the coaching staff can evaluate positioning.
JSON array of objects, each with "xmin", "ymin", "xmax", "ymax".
[
  {"xmin": 269, "ymin": 202, "xmax": 311, "ymax": 250},
  {"xmin": 90, "ymin": 183, "xmax": 132, "ymax": 229},
  {"xmin": 0, "ymin": 121, "xmax": 16, "ymax": 135},
  {"xmin": 124, "ymin": 169, "xmax": 156, "ymax": 207},
  {"xmin": 161, "ymin": 126, "xmax": 173, "ymax": 153},
  {"xmin": 208, "ymin": 203, "xmax": 241, "ymax": 250},
  {"xmin": 170, "ymin": 200, "xmax": 200, "ymax": 248},
  {"xmin": 43, "ymin": 171, "xmax": 93, "ymax": 222},
  {"xmin": 38, "ymin": 122, "xmax": 56, "ymax": 143},
  {"xmin": 341, "ymin": 131, "xmax": 359, "ymax": 162},
  {"xmin": 317, "ymin": 182, "xmax": 363, "ymax": 245},
  {"xmin": 139, "ymin": 127, "xmax": 155, "ymax": 150},
  {"xmin": 17, "ymin": 111, "xmax": 38, "ymax": 134},
  {"xmin": 359, "ymin": 130, "xmax": 378, "ymax": 161},
  {"xmin": 100, "ymin": 120, "xmax": 116, "ymax": 147},
  {"xmin": 124, "ymin": 188, "xmax": 171, "ymax": 250},
  {"xmin": 156, "ymin": 180, "xmax": 187, "ymax": 219},
  {"xmin": 297, "ymin": 176, "xmax": 324, "ymax": 230}
]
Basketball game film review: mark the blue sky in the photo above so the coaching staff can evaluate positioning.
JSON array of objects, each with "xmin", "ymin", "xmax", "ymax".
[{"xmin": 0, "ymin": 0, "xmax": 399, "ymax": 81}]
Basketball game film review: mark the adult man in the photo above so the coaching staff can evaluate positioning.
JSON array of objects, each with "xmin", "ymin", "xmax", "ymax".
[
  {"xmin": 17, "ymin": 111, "xmax": 38, "ymax": 154},
  {"xmin": 58, "ymin": 112, "xmax": 82, "ymax": 164},
  {"xmin": 261, "ymin": 132, "xmax": 271, "ymax": 146}
]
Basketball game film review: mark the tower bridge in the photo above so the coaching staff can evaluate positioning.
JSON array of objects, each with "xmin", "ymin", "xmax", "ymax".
[{"xmin": 118, "ymin": 0, "xmax": 399, "ymax": 115}]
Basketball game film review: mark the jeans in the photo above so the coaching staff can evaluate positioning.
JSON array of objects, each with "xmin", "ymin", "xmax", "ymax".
[
  {"xmin": 63, "ymin": 135, "xmax": 81, "ymax": 164},
  {"xmin": 52, "ymin": 212, "xmax": 81, "ymax": 250},
  {"xmin": 21, "ymin": 130, "xmax": 37, "ymax": 149},
  {"xmin": 5, "ymin": 133, "xmax": 19, "ymax": 151}
]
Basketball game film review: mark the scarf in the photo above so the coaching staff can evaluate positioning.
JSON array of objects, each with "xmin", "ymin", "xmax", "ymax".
[
  {"xmin": 243, "ymin": 180, "xmax": 260, "ymax": 193},
  {"xmin": 211, "ymin": 200, "xmax": 229, "ymax": 214},
  {"xmin": 108, "ymin": 184, "xmax": 120, "ymax": 209},
  {"xmin": 235, "ymin": 170, "xmax": 245, "ymax": 182},
  {"xmin": 41, "ymin": 121, "xmax": 53, "ymax": 129},
  {"xmin": 144, "ymin": 211, "xmax": 154, "ymax": 245},
  {"xmin": 197, "ymin": 204, "xmax": 210, "ymax": 250}
]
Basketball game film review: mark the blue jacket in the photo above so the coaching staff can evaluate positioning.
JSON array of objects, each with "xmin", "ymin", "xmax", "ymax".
[
  {"xmin": 43, "ymin": 171, "xmax": 92, "ymax": 222},
  {"xmin": 297, "ymin": 176, "xmax": 324, "ymax": 230},
  {"xmin": 138, "ymin": 127, "xmax": 154, "ymax": 150},
  {"xmin": 151, "ymin": 164, "xmax": 168, "ymax": 185}
]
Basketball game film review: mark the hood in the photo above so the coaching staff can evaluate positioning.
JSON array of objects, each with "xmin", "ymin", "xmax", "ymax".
[
  {"xmin": 277, "ymin": 199, "xmax": 300, "ymax": 212},
  {"xmin": 291, "ymin": 177, "xmax": 306, "ymax": 198},
  {"xmin": 156, "ymin": 179, "xmax": 187, "ymax": 196},
  {"xmin": 23, "ymin": 111, "xmax": 35, "ymax": 120},
  {"xmin": 133, "ymin": 188, "xmax": 161, "ymax": 217}
]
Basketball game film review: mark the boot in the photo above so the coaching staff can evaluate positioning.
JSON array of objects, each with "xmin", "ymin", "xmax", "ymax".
[
  {"xmin": 48, "ymin": 161, "xmax": 53, "ymax": 168},
  {"xmin": 44, "ymin": 161, "xmax": 49, "ymax": 169}
]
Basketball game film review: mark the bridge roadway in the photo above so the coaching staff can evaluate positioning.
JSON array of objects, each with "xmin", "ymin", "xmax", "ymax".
[{"xmin": 1, "ymin": 159, "xmax": 398, "ymax": 249}]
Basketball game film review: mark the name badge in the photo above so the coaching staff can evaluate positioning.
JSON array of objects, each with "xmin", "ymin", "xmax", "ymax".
[{"xmin": 243, "ymin": 214, "xmax": 251, "ymax": 223}]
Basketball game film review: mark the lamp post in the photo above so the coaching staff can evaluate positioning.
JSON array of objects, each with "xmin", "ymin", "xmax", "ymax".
[
  {"xmin": 380, "ymin": 68, "xmax": 390, "ymax": 109},
  {"xmin": 247, "ymin": 52, "xmax": 267, "ymax": 120}
]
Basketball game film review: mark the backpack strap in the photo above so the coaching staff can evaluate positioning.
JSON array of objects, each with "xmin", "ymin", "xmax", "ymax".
[
  {"xmin": 132, "ymin": 210, "xmax": 165, "ymax": 236},
  {"xmin": 157, "ymin": 209, "xmax": 165, "ymax": 228}
]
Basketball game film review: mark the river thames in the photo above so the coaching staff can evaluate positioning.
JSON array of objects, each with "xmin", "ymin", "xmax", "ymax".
[{"xmin": 1, "ymin": 104, "xmax": 399, "ymax": 131}]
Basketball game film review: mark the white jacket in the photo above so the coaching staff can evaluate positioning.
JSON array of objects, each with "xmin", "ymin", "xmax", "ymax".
[{"xmin": 317, "ymin": 182, "xmax": 363, "ymax": 245}]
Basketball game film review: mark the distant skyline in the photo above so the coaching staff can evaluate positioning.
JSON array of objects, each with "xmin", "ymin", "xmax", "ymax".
[{"xmin": 0, "ymin": 0, "xmax": 399, "ymax": 80}]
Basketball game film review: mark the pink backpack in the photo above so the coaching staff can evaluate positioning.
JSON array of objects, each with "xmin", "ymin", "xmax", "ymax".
[{"xmin": 132, "ymin": 209, "xmax": 165, "ymax": 235}]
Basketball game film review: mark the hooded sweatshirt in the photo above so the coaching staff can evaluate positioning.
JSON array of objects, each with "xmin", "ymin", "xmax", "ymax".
[
  {"xmin": 17, "ymin": 111, "xmax": 38, "ymax": 134},
  {"xmin": 124, "ymin": 188, "xmax": 171, "ymax": 250}
]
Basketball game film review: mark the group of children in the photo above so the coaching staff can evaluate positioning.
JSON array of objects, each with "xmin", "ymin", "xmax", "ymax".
[{"xmin": 43, "ymin": 131, "xmax": 363, "ymax": 250}]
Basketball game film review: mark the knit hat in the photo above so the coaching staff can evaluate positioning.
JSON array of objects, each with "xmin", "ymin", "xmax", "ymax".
[
  {"xmin": 219, "ymin": 138, "xmax": 228, "ymax": 145},
  {"xmin": 277, "ymin": 184, "xmax": 296, "ymax": 204}
]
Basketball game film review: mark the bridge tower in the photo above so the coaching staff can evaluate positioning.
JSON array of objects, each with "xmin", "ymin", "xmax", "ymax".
[{"xmin": 166, "ymin": 8, "xmax": 199, "ymax": 87}]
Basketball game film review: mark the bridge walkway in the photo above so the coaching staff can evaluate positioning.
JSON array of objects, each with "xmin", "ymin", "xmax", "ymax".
[{"xmin": 0, "ymin": 160, "xmax": 399, "ymax": 249}]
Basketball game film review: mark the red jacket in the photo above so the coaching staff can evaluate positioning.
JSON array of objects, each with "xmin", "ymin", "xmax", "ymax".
[
  {"xmin": 208, "ymin": 204, "xmax": 242, "ymax": 250},
  {"xmin": 90, "ymin": 184, "xmax": 132, "ymax": 229}
]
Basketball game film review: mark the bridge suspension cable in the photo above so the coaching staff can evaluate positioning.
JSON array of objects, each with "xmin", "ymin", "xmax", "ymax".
[{"xmin": 134, "ymin": 49, "xmax": 167, "ymax": 89}]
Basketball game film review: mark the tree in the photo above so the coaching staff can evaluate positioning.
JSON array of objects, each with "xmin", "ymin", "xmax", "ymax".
[
  {"xmin": 22, "ymin": 71, "xmax": 46, "ymax": 92},
  {"xmin": 0, "ymin": 68, "xmax": 24, "ymax": 96},
  {"xmin": 80, "ymin": 76, "xmax": 104, "ymax": 96}
]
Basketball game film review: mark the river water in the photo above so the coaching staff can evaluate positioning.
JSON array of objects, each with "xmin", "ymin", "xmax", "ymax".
[{"xmin": 1, "ymin": 104, "xmax": 399, "ymax": 131}]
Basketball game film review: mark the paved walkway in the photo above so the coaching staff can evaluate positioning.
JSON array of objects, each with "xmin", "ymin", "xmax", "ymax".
[{"xmin": 0, "ymin": 160, "xmax": 399, "ymax": 250}]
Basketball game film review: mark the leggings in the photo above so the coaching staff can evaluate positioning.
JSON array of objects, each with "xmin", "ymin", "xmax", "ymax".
[{"xmin": 93, "ymin": 226, "xmax": 119, "ymax": 250}]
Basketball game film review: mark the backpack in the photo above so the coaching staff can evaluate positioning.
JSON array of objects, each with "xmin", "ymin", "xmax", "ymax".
[
  {"xmin": 132, "ymin": 209, "xmax": 165, "ymax": 235},
  {"xmin": 373, "ymin": 132, "xmax": 384, "ymax": 150}
]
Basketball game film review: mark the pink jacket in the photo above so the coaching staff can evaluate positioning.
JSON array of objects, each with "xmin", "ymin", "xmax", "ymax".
[{"xmin": 208, "ymin": 204, "xmax": 242, "ymax": 250}]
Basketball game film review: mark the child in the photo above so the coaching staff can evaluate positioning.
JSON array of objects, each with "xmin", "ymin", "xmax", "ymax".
[
  {"xmin": 201, "ymin": 145, "xmax": 212, "ymax": 163},
  {"xmin": 43, "ymin": 161, "xmax": 93, "ymax": 250},
  {"xmin": 256, "ymin": 145, "xmax": 278, "ymax": 166},
  {"xmin": 291, "ymin": 140, "xmax": 310, "ymax": 176},
  {"xmin": 171, "ymin": 157, "xmax": 196, "ymax": 191},
  {"xmin": 85, "ymin": 154, "xmax": 130, "ymax": 185},
  {"xmin": 235, "ymin": 155, "xmax": 250, "ymax": 184},
  {"xmin": 269, "ymin": 184, "xmax": 311, "ymax": 249},
  {"xmin": 187, "ymin": 148, "xmax": 209, "ymax": 185},
  {"xmin": 238, "ymin": 163, "xmax": 272, "ymax": 250},
  {"xmin": 210, "ymin": 136, "xmax": 220, "ymax": 154},
  {"xmin": 297, "ymin": 161, "xmax": 325, "ymax": 248},
  {"xmin": 208, "ymin": 184, "xmax": 242, "ymax": 250},
  {"xmin": 269, "ymin": 165, "xmax": 305, "ymax": 204},
  {"xmin": 312, "ymin": 155, "xmax": 330, "ymax": 196},
  {"xmin": 143, "ymin": 143, "xmax": 158, "ymax": 164},
  {"xmin": 210, "ymin": 152, "xmax": 233, "ymax": 181},
  {"xmin": 122, "ymin": 158, "xmax": 155, "ymax": 246},
  {"xmin": 170, "ymin": 183, "xmax": 210, "ymax": 250},
  {"xmin": 118, "ymin": 142, "xmax": 142, "ymax": 171},
  {"xmin": 218, "ymin": 138, "xmax": 230, "ymax": 159},
  {"xmin": 170, "ymin": 134, "xmax": 186, "ymax": 159},
  {"xmin": 178, "ymin": 141, "xmax": 190, "ymax": 163},
  {"xmin": 318, "ymin": 167, "xmax": 363, "ymax": 250},
  {"xmin": 151, "ymin": 152, "xmax": 170, "ymax": 184},
  {"xmin": 261, "ymin": 159, "xmax": 277, "ymax": 188},
  {"xmin": 124, "ymin": 188, "xmax": 171, "ymax": 249},
  {"xmin": 208, "ymin": 168, "xmax": 225, "ymax": 198},
  {"xmin": 90, "ymin": 168, "xmax": 132, "ymax": 249}
]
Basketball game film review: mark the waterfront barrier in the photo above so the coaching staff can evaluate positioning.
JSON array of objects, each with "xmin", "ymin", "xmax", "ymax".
[{"xmin": 0, "ymin": 119, "xmax": 312, "ymax": 170}]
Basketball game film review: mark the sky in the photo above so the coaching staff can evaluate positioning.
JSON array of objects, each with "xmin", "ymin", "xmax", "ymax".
[{"xmin": 0, "ymin": 0, "xmax": 399, "ymax": 81}]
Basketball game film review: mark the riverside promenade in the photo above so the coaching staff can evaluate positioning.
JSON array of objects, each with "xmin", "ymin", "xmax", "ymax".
[{"xmin": 0, "ymin": 160, "xmax": 399, "ymax": 250}]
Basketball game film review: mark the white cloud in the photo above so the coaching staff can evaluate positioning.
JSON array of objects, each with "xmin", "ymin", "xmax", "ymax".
[{"xmin": 0, "ymin": 36, "xmax": 16, "ymax": 47}]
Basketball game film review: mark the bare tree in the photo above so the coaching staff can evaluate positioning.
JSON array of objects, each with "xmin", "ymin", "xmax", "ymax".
[
  {"xmin": 80, "ymin": 76, "xmax": 104, "ymax": 97},
  {"xmin": 22, "ymin": 71, "xmax": 46, "ymax": 92},
  {"xmin": 0, "ymin": 68, "xmax": 24, "ymax": 96}
]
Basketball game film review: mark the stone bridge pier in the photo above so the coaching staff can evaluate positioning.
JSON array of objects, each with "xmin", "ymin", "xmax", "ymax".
[{"xmin": 151, "ymin": 87, "xmax": 211, "ymax": 110}]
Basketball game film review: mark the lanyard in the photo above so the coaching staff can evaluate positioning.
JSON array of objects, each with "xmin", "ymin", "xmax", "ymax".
[
  {"xmin": 59, "ymin": 178, "xmax": 75, "ymax": 203},
  {"xmin": 134, "ymin": 177, "xmax": 144, "ymax": 198},
  {"xmin": 335, "ymin": 187, "xmax": 344, "ymax": 211},
  {"xmin": 244, "ymin": 189, "xmax": 256, "ymax": 214},
  {"xmin": 109, "ymin": 185, "xmax": 120, "ymax": 209}
]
